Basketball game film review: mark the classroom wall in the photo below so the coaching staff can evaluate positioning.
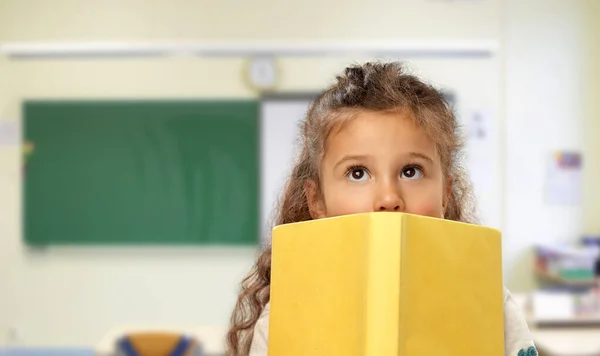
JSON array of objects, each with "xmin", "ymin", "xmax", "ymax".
[
  {"xmin": 501, "ymin": 0, "xmax": 594, "ymax": 290},
  {"xmin": 0, "ymin": 56, "xmax": 501, "ymax": 349},
  {"xmin": 582, "ymin": 0, "xmax": 600, "ymax": 235},
  {"xmin": 0, "ymin": 58, "xmax": 260, "ymax": 348},
  {"xmin": 0, "ymin": 56, "xmax": 14, "ymax": 346},
  {"xmin": 0, "ymin": 0, "xmax": 503, "ymax": 348},
  {"xmin": 0, "ymin": 0, "xmax": 597, "ymax": 348},
  {"xmin": 0, "ymin": 0, "xmax": 502, "ymax": 41}
]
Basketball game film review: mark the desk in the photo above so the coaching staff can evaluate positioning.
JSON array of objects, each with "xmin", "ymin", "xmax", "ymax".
[
  {"xmin": 512, "ymin": 293, "xmax": 600, "ymax": 356},
  {"xmin": 531, "ymin": 328, "xmax": 600, "ymax": 356}
]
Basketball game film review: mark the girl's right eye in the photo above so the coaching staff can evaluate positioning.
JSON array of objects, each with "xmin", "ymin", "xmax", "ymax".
[{"xmin": 346, "ymin": 167, "xmax": 370, "ymax": 182}]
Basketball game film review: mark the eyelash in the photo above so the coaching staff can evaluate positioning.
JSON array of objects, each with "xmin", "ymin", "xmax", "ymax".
[
  {"xmin": 403, "ymin": 164, "xmax": 425, "ymax": 177},
  {"xmin": 345, "ymin": 164, "xmax": 367, "ymax": 174}
]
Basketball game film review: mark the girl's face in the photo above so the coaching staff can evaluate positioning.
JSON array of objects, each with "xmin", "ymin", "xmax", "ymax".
[{"xmin": 306, "ymin": 110, "xmax": 449, "ymax": 219}]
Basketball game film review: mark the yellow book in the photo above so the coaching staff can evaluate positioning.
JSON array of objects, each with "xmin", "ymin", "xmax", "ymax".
[{"xmin": 268, "ymin": 212, "xmax": 504, "ymax": 356}]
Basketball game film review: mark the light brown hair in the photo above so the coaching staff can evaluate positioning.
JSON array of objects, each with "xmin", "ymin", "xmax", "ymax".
[{"xmin": 226, "ymin": 61, "xmax": 476, "ymax": 355}]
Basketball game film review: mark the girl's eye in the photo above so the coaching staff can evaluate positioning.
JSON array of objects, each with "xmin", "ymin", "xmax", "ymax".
[
  {"xmin": 401, "ymin": 166, "xmax": 424, "ymax": 180},
  {"xmin": 347, "ymin": 167, "xmax": 370, "ymax": 182}
]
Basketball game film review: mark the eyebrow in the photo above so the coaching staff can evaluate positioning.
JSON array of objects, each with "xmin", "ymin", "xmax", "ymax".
[
  {"xmin": 333, "ymin": 155, "xmax": 370, "ymax": 171},
  {"xmin": 333, "ymin": 152, "xmax": 434, "ymax": 171},
  {"xmin": 408, "ymin": 152, "xmax": 435, "ymax": 164}
]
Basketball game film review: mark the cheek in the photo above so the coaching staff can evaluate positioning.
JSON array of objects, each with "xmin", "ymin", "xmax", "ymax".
[
  {"xmin": 322, "ymin": 185, "xmax": 373, "ymax": 217},
  {"xmin": 406, "ymin": 201, "xmax": 445, "ymax": 218},
  {"xmin": 403, "ymin": 186, "xmax": 446, "ymax": 218}
]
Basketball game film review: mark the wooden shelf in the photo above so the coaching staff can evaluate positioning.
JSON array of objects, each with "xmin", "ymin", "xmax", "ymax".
[{"xmin": 535, "ymin": 314, "xmax": 600, "ymax": 328}]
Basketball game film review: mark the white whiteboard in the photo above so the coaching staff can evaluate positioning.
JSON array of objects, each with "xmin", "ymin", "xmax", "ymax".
[{"xmin": 260, "ymin": 97, "xmax": 314, "ymax": 241}]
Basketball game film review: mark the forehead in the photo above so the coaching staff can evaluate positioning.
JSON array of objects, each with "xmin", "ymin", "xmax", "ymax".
[{"xmin": 324, "ymin": 110, "xmax": 439, "ymax": 159}]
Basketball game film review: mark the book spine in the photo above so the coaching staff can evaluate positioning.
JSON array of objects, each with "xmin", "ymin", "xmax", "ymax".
[{"xmin": 364, "ymin": 214, "xmax": 403, "ymax": 355}]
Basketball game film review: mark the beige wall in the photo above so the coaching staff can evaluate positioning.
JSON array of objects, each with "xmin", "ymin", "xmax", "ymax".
[
  {"xmin": 0, "ymin": 0, "xmax": 502, "ymax": 41},
  {"xmin": 582, "ymin": 0, "xmax": 600, "ymax": 235},
  {"xmin": 0, "ymin": 56, "xmax": 14, "ymax": 345}
]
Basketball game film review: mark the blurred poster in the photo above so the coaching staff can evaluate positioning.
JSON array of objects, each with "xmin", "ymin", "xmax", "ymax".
[
  {"xmin": 545, "ymin": 151, "xmax": 582, "ymax": 205},
  {"xmin": 467, "ymin": 110, "xmax": 489, "ymax": 141},
  {"xmin": 465, "ymin": 109, "xmax": 494, "ymax": 226}
]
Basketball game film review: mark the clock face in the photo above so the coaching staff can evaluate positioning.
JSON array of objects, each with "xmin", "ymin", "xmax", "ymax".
[{"xmin": 246, "ymin": 57, "xmax": 278, "ymax": 91}]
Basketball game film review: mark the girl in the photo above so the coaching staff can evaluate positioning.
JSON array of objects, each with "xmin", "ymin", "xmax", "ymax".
[{"xmin": 227, "ymin": 61, "xmax": 537, "ymax": 356}]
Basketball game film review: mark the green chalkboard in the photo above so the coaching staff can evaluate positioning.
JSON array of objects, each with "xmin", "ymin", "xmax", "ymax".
[{"xmin": 23, "ymin": 100, "xmax": 259, "ymax": 246}]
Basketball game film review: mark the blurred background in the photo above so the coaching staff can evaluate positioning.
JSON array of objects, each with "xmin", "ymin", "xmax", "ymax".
[{"xmin": 0, "ymin": 0, "xmax": 599, "ymax": 355}]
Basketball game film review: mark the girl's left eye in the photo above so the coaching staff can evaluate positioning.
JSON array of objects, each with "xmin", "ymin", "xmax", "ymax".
[
  {"xmin": 401, "ymin": 166, "xmax": 423, "ymax": 180},
  {"xmin": 347, "ymin": 167, "xmax": 370, "ymax": 182}
]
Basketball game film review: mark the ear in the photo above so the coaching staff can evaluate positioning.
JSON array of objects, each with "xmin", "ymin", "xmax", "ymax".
[
  {"xmin": 442, "ymin": 176, "xmax": 453, "ymax": 215},
  {"xmin": 304, "ymin": 179, "xmax": 326, "ymax": 219}
]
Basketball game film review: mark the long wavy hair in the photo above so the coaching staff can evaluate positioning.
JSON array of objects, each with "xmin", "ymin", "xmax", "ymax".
[{"xmin": 226, "ymin": 61, "xmax": 477, "ymax": 355}]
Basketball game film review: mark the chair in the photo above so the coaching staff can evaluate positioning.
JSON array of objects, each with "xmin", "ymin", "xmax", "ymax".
[{"xmin": 115, "ymin": 332, "xmax": 203, "ymax": 356}]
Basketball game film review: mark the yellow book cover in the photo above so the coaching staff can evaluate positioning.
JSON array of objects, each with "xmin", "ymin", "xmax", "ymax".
[{"xmin": 268, "ymin": 212, "xmax": 504, "ymax": 356}]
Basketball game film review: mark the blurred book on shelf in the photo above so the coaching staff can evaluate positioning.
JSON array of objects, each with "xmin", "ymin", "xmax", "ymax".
[
  {"xmin": 532, "ymin": 236, "xmax": 600, "ymax": 327},
  {"xmin": 535, "ymin": 238, "xmax": 599, "ymax": 287}
]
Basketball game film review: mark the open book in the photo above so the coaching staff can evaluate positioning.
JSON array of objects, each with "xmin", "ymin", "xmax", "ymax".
[{"xmin": 269, "ymin": 212, "xmax": 504, "ymax": 356}]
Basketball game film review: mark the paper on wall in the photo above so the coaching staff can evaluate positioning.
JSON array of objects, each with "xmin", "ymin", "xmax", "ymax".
[
  {"xmin": 545, "ymin": 151, "xmax": 582, "ymax": 205},
  {"xmin": 0, "ymin": 120, "xmax": 19, "ymax": 146}
]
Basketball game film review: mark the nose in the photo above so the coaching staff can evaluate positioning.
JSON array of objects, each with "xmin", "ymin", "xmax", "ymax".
[{"xmin": 374, "ymin": 180, "xmax": 404, "ymax": 212}]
